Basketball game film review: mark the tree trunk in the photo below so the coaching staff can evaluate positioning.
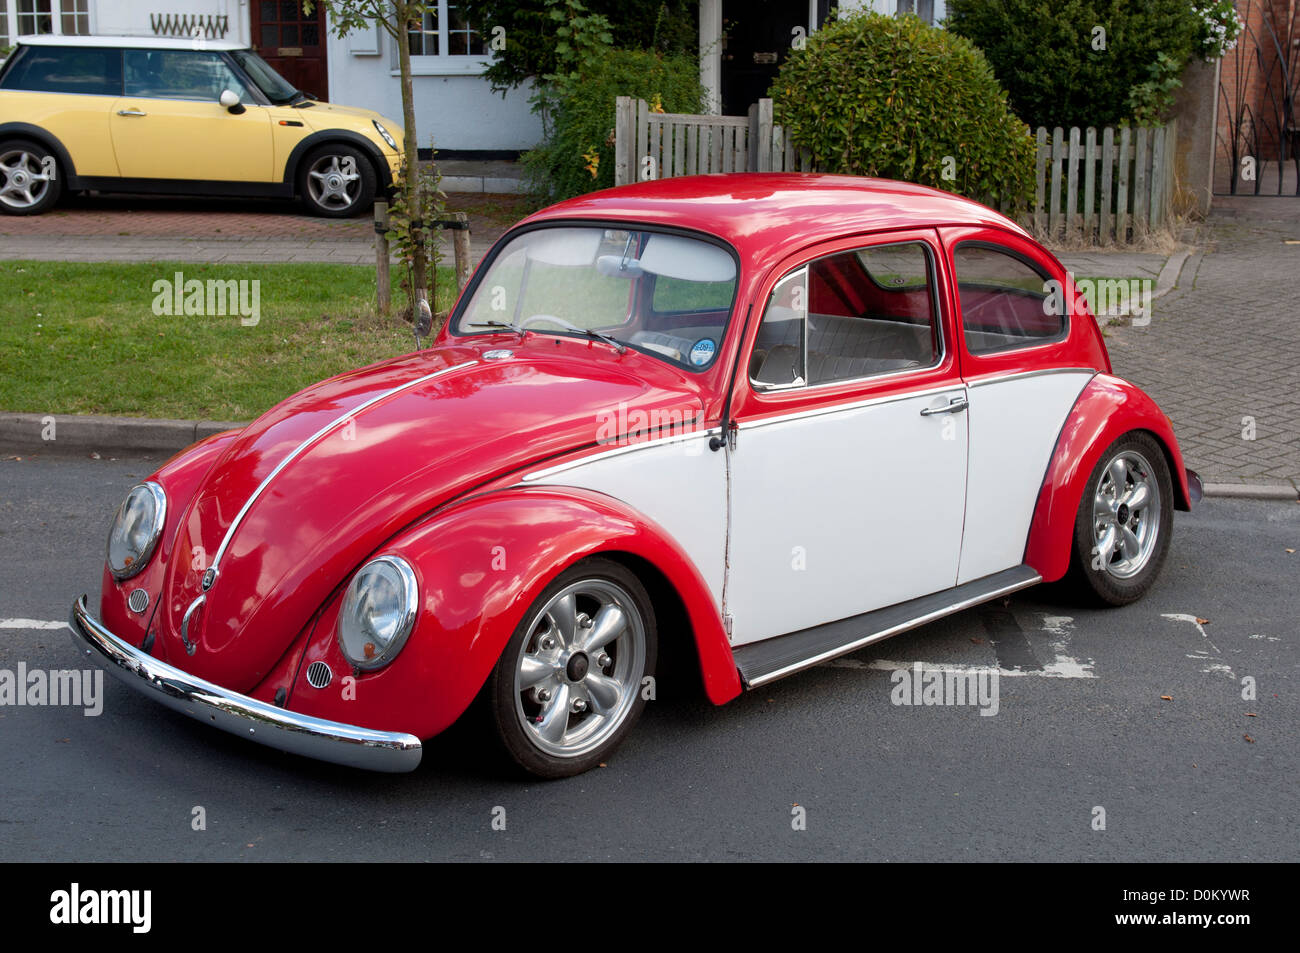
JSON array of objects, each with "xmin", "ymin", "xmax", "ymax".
[{"xmin": 395, "ymin": 2, "xmax": 426, "ymax": 310}]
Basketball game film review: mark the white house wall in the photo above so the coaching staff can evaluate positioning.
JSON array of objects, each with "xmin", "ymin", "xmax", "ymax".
[{"xmin": 325, "ymin": 32, "xmax": 540, "ymax": 152}]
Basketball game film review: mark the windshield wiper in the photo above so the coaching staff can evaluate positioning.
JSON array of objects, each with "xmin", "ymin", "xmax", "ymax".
[
  {"xmin": 465, "ymin": 319, "xmax": 527, "ymax": 338},
  {"xmin": 581, "ymin": 328, "xmax": 627, "ymax": 354}
]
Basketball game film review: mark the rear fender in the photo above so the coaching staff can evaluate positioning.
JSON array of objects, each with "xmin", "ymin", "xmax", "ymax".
[{"xmin": 1024, "ymin": 374, "xmax": 1193, "ymax": 582}]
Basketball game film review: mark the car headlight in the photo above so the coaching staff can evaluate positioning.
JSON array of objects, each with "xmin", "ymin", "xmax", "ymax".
[
  {"xmin": 106, "ymin": 482, "xmax": 167, "ymax": 580},
  {"xmin": 372, "ymin": 120, "xmax": 398, "ymax": 151},
  {"xmin": 338, "ymin": 555, "xmax": 418, "ymax": 671}
]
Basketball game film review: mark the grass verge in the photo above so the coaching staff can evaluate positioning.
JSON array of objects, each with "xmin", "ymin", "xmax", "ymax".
[{"xmin": 1, "ymin": 261, "xmax": 459, "ymax": 421}]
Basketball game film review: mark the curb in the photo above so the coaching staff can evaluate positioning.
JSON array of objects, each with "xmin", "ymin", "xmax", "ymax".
[
  {"xmin": 0, "ymin": 413, "xmax": 244, "ymax": 455},
  {"xmin": 2, "ymin": 413, "xmax": 1298, "ymax": 502},
  {"xmin": 1153, "ymin": 249, "xmax": 1191, "ymax": 300}
]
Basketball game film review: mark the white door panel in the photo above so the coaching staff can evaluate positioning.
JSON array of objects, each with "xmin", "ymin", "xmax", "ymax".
[
  {"xmin": 727, "ymin": 389, "xmax": 969, "ymax": 646},
  {"xmin": 958, "ymin": 371, "xmax": 1093, "ymax": 584},
  {"xmin": 522, "ymin": 433, "xmax": 728, "ymax": 604}
]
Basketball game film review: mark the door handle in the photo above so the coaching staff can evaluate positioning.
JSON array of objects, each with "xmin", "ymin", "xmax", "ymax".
[
  {"xmin": 920, "ymin": 395, "xmax": 968, "ymax": 416},
  {"xmin": 117, "ymin": 109, "xmax": 147, "ymax": 117}
]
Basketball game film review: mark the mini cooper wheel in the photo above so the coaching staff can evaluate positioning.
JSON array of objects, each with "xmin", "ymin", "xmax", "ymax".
[
  {"xmin": 298, "ymin": 144, "xmax": 376, "ymax": 218},
  {"xmin": 0, "ymin": 139, "xmax": 62, "ymax": 215},
  {"xmin": 487, "ymin": 558, "xmax": 657, "ymax": 778},
  {"xmin": 1069, "ymin": 432, "xmax": 1174, "ymax": 606}
]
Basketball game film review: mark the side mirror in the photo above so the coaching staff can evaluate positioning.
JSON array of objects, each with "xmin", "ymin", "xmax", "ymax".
[{"xmin": 219, "ymin": 89, "xmax": 245, "ymax": 114}]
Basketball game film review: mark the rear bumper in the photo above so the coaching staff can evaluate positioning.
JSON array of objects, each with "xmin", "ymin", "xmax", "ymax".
[{"xmin": 69, "ymin": 596, "xmax": 422, "ymax": 773}]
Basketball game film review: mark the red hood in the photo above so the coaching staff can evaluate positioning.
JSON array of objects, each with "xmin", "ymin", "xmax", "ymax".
[{"xmin": 158, "ymin": 338, "xmax": 711, "ymax": 691}]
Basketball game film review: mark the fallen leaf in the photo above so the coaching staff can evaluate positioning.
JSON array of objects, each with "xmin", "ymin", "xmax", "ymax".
[
  {"xmin": 1196, "ymin": 617, "xmax": 1210, "ymax": 625},
  {"xmin": 1160, "ymin": 695, "xmax": 1172, "ymax": 701},
  {"xmin": 1245, "ymin": 712, "xmax": 1257, "ymax": 717},
  {"xmin": 598, "ymin": 762, "xmax": 606, "ymax": 768},
  {"xmin": 969, "ymin": 637, "xmax": 984, "ymax": 644},
  {"xmin": 1286, "ymin": 549, "xmax": 1295, "ymax": 554},
  {"xmin": 1244, "ymin": 734, "xmax": 1255, "ymax": 743}
]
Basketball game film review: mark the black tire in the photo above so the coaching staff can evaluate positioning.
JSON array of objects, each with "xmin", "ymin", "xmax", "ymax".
[
  {"xmin": 485, "ymin": 557, "xmax": 657, "ymax": 778},
  {"xmin": 297, "ymin": 143, "xmax": 376, "ymax": 218},
  {"xmin": 1066, "ymin": 431, "xmax": 1174, "ymax": 606},
  {"xmin": 0, "ymin": 138, "xmax": 63, "ymax": 215}
]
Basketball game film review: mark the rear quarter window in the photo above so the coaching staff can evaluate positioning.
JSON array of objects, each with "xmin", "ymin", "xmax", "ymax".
[
  {"xmin": 953, "ymin": 243, "xmax": 1064, "ymax": 355},
  {"xmin": 0, "ymin": 46, "xmax": 123, "ymax": 95}
]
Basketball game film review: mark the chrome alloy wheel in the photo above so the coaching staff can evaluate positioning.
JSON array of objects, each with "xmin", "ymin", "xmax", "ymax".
[
  {"xmin": 1091, "ymin": 448, "xmax": 1162, "ymax": 579},
  {"xmin": 0, "ymin": 149, "xmax": 53, "ymax": 210},
  {"xmin": 513, "ymin": 579, "xmax": 646, "ymax": 759},
  {"xmin": 306, "ymin": 154, "xmax": 361, "ymax": 211}
]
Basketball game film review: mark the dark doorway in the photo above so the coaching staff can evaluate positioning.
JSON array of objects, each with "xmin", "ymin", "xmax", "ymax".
[
  {"xmin": 720, "ymin": 0, "xmax": 810, "ymax": 115},
  {"xmin": 251, "ymin": 0, "xmax": 329, "ymax": 102}
]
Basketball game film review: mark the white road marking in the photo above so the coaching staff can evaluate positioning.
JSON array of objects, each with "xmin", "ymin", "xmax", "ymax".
[
  {"xmin": 1034, "ymin": 613, "xmax": 1097, "ymax": 678},
  {"xmin": 1249, "ymin": 634, "xmax": 1280, "ymax": 642},
  {"xmin": 1162, "ymin": 612, "xmax": 1234, "ymax": 678},
  {"xmin": 822, "ymin": 658, "xmax": 1096, "ymax": 679},
  {"xmin": 0, "ymin": 618, "xmax": 69, "ymax": 631}
]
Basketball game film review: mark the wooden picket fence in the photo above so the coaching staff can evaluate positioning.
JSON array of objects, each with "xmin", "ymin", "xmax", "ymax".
[
  {"xmin": 613, "ymin": 96, "xmax": 811, "ymax": 185},
  {"xmin": 1032, "ymin": 121, "xmax": 1177, "ymax": 244},
  {"xmin": 613, "ymin": 96, "xmax": 1175, "ymax": 245}
]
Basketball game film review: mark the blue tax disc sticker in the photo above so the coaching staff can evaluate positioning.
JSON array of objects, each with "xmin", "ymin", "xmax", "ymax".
[{"xmin": 690, "ymin": 339, "xmax": 716, "ymax": 366}]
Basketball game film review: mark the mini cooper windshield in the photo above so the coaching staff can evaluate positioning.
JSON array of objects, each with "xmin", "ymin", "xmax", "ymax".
[{"xmin": 455, "ymin": 226, "xmax": 739, "ymax": 371}]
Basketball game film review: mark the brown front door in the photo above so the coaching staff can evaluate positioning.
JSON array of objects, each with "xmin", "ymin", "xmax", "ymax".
[{"xmin": 251, "ymin": 1, "xmax": 328, "ymax": 102}]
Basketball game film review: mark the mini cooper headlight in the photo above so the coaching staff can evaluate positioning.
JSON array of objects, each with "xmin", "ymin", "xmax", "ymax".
[
  {"xmin": 338, "ymin": 555, "xmax": 418, "ymax": 671},
  {"xmin": 106, "ymin": 482, "xmax": 167, "ymax": 580},
  {"xmin": 372, "ymin": 120, "xmax": 398, "ymax": 150}
]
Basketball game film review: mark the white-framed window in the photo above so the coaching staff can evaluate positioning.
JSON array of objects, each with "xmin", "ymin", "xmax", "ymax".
[
  {"xmin": 60, "ymin": 0, "xmax": 88, "ymax": 35},
  {"xmin": 402, "ymin": 1, "xmax": 488, "ymax": 75},
  {"xmin": 10, "ymin": 0, "xmax": 89, "ymax": 38},
  {"xmin": 1, "ymin": 2, "xmax": 10, "ymax": 51}
]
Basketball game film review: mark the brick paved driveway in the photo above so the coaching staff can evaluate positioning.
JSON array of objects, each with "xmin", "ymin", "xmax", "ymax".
[{"xmin": 1104, "ymin": 212, "xmax": 1300, "ymax": 489}]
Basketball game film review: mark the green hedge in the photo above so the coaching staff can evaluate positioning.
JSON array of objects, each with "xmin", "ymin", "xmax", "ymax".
[
  {"xmin": 522, "ymin": 46, "xmax": 701, "ymax": 205},
  {"xmin": 772, "ymin": 12, "xmax": 1035, "ymax": 209},
  {"xmin": 947, "ymin": 0, "xmax": 1199, "ymax": 128}
]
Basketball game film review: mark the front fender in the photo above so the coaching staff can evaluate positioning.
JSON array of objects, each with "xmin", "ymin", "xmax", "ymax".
[
  {"xmin": 1024, "ymin": 374, "xmax": 1193, "ymax": 583},
  {"xmin": 97, "ymin": 429, "xmax": 244, "ymax": 658},
  {"xmin": 286, "ymin": 486, "xmax": 741, "ymax": 741}
]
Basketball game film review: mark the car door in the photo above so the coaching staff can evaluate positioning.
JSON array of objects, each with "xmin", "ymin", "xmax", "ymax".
[
  {"xmin": 725, "ymin": 231, "xmax": 969, "ymax": 646},
  {"xmin": 110, "ymin": 49, "xmax": 272, "ymax": 183},
  {"xmin": 942, "ymin": 228, "xmax": 1097, "ymax": 585}
]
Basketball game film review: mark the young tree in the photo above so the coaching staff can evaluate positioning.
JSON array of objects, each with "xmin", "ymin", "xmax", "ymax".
[{"xmin": 305, "ymin": 1, "xmax": 436, "ymax": 313}]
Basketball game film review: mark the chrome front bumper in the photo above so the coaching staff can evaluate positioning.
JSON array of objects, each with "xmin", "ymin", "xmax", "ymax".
[{"xmin": 69, "ymin": 596, "xmax": 422, "ymax": 773}]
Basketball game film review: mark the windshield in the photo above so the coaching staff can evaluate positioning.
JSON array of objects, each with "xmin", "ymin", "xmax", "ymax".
[
  {"xmin": 229, "ymin": 49, "xmax": 301, "ymax": 103},
  {"xmin": 454, "ymin": 226, "xmax": 738, "ymax": 371}
]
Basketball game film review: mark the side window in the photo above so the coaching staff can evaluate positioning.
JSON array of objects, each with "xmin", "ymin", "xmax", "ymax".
[
  {"xmin": 123, "ymin": 51, "xmax": 252, "ymax": 102},
  {"xmin": 0, "ymin": 46, "xmax": 122, "ymax": 95},
  {"xmin": 953, "ymin": 243, "xmax": 1064, "ymax": 354},
  {"xmin": 750, "ymin": 241, "xmax": 940, "ymax": 389}
]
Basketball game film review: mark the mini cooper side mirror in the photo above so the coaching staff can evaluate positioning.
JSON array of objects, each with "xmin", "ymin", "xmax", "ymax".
[{"xmin": 219, "ymin": 90, "xmax": 245, "ymax": 115}]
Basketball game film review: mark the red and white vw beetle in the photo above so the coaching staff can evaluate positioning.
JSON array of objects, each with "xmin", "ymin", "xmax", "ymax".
[{"xmin": 71, "ymin": 174, "xmax": 1200, "ymax": 777}]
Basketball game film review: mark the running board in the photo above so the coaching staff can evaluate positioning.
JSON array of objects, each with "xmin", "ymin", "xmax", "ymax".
[{"xmin": 733, "ymin": 565, "xmax": 1042, "ymax": 688}]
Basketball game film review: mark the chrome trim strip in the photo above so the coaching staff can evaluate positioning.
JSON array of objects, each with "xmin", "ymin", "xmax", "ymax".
[
  {"xmin": 743, "ymin": 571, "xmax": 1043, "ymax": 688},
  {"xmin": 965, "ymin": 367, "xmax": 1096, "ymax": 388},
  {"xmin": 521, "ymin": 427, "xmax": 721, "ymax": 483},
  {"xmin": 737, "ymin": 381, "xmax": 964, "ymax": 432},
  {"xmin": 69, "ymin": 596, "xmax": 422, "ymax": 773},
  {"xmin": 207, "ymin": 360, "xmax": 478, "ymax": 580}
]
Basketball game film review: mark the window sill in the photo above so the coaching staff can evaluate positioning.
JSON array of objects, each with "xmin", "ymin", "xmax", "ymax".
[{"xmin": 396, "ymin": 58, "xmax": 490, "ymax": 77}]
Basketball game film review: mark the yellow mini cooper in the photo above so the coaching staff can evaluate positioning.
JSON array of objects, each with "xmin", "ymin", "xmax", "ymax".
[{"xmin": 0, "ymin": 35, "xmax": 404, "ymax": 217}]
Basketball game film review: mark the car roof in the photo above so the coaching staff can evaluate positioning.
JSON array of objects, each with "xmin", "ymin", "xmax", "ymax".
[
  {"xmin": 524, "ymin": 173, "xmax": 1032, "ymax": 263},
  {"xmin": 15, "ymin": 34, "xmax": 248, "ymax": 52}
]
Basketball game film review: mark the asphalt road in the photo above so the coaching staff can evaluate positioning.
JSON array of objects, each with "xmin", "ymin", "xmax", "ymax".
[{"xmin": 1, "ymin": 449, "xmax": 1296, "ymax": 862}]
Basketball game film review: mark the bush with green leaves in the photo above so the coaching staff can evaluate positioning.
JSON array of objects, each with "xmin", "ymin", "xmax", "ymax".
[
  {"xmin": 473, "ymin": 0, "xmax": 696, "ymax": 92},
  {"xmin": 771, "ymin": 11, "xmax": 1035, "ymax": 209},
  {"xmin": 521, "ymin": 0, "xmax": 702, "ymax": 205},
  {"xmin": 946, "ymin": 0, "xmax": 1200, "ymax": 128}
]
